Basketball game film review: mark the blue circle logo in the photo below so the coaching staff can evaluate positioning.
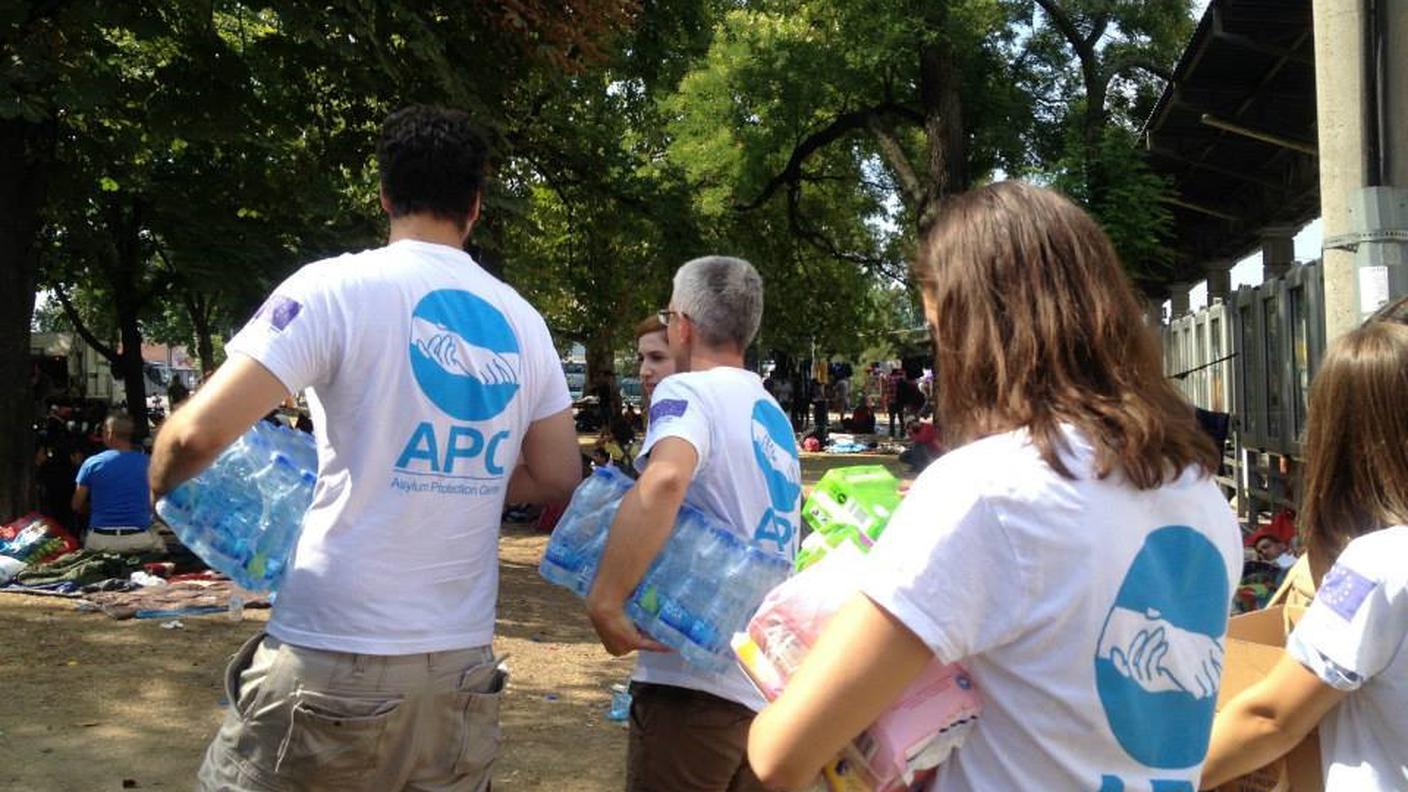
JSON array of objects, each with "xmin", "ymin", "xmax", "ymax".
[
  {"xmin": 751, "ymin": 400, "xmax": 801, "ymax": 512},
  {"xmin": 409, "ymin": 289, "xmax": 521, "ymax": 422},
  {"xmin": 750, "ymin": 399, "xmax": 801, "ymax": 550},
  {"xmin": 1094, "ymin": 525, "xmax": 1229, "ymax": 769}
]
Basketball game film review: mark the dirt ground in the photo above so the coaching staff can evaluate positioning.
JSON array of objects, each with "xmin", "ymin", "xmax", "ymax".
[{"xmin": 0, "ymin": 451, "xmax": 902, "ymax": 792}]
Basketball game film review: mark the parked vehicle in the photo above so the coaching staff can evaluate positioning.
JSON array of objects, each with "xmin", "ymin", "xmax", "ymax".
[{"xmin": 563, "ymin": 361, "xmax": 586, "ymax": 401}]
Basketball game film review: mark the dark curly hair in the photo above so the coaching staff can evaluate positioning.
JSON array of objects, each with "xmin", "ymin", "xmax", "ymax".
[{"xmin": 377, "ymin": 105, "xmax": 487, "ymax": 226}]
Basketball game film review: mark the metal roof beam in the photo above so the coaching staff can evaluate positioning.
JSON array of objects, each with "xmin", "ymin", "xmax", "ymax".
[
  {"xmin": 1199, "ymin": 114, "xmax": 1319, "ymax": 156},
  {"xmin": 1161, "ymin": 195, "xmax": 1242, "ymax": 221},
  {"xmin": 1212, "ymin": 6, "xmax": 1314, "ymax": 67},
  {"xmin": 1232, "ymin": 27, "xmax": 1315, "ymax": 119},
  {"xmin": 1146, "ymin": 142, "xmax": 1286, "ymax": 189}
]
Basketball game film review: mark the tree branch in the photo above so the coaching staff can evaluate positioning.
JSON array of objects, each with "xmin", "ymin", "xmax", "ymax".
[
  {"xmin": 785, "ymin": 184, "xmax": 907, "ymax": 283},
  {"xmin": 1084, "ymin": 11, "xmax": 1112, "ymax": 48},
  {"xmin": 1105, "ymin": 54, "xmax": 1175, "ymax": 84},
  {"xmin": 1033, "ymin": 0, "xmax": 1087, "ymax": 56},
  {"xmin": 736, "ymin": 102, "xmax": 922, "ymax": 212},
  {"xmin": 53, "ymin": 285, "xmax": 121, "ymax": 366},
  {"xmin": 865, "ymin": 118, "xmax": 924, "ymax": 210}
]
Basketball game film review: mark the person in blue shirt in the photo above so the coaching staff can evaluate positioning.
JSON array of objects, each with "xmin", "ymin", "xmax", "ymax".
[{"xmin": 72, "ymin": 412, "xmax": 163, "ymax": 554}]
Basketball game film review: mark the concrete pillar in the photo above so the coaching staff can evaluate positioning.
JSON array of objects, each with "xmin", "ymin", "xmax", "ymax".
[
  {"xmin": 1260, "ymin": 228, "xmax": 1297, "ymax": 282},
  {"xmin": 1394, "ymin": 7, "xmax": 1408, "ymax": 186},
  {"xmin": 1169, "ymin": 282, "xmax": 1192, "ymax": 318},
  {"xmin": 1205, "ymin": 260, "xmax": 1234, "ymax": 305},
  {"xmin": 1313, "ymin": 0, "xmax": 1369, "ymax": 340}
]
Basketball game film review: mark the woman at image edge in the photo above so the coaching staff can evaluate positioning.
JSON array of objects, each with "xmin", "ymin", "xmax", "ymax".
[
  {"xmin": 1201, "ymin": 298, "xmax": 1408, "ymax": 791},
  {"xmin": 747, "ymin": 181, "xmax": 1242, "ymax": 791}
]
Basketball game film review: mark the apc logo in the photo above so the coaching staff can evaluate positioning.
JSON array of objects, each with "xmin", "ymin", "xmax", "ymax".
[
  {"xmin": 408, "ymin": 289, "xmax": 520, "ymax": 422},
  {"xmin": 1094, "ymin": 525, "xmax": 1229, "ymax": 771},
  {"xmin": 750, "ymin": 399, "xmax": 801, "ymax": 551}
]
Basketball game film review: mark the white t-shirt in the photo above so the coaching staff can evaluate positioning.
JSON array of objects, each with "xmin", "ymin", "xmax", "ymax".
[
  {"xmin": 632, "ymin": 367, "xmax": 801, "ymax": 709},
  {"xmin": 1287, "ymin": 525, "xmax": 1408, "ymax": 791},
  {"xmin": 861, "ymin": 427, "xmax": 1241, "ymax": 792},
  {"xmin": 226, "ymin": 239, "xmax": 571, "ymax": 655}
]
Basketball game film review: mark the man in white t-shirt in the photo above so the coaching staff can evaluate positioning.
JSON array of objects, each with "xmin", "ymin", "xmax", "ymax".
[
  {"xmin": 586, "ymin": 256, "xmax": 802, "ymax": 792},
  {"xmin": 149, "ymin": 105, "xmax": 580, "ymax": 791}
]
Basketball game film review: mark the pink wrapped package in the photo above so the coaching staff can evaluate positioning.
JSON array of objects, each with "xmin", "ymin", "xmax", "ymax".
[{"xmin": 734, "ymin": 543, "xmax": 980, "ymax": 792}]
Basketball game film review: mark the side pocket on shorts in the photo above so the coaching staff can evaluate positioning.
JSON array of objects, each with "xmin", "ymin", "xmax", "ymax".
[
  {"xmin": 225, "ymin": 631, "xmax": 267, "ymax": 721},
  {"xmin": 273, "ymin": 690, "xmax": 402, "ymax": 786},
  {"xmin": 453, "ymin": 661, "xmax": 508, "ymax": 779}
]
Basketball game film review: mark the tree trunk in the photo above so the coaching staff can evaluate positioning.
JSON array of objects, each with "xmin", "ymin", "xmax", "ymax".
[
  {"xmin": 584, "ymin": 333, "xmax": 619, "ymax": 424},
  {"xmin": 466, "ymin": 214, "xmax": 506, "ymax": 281},
  {"xmin": 916, "ymin": 6, "xmax": 966, "ymax": 233},
  {"xmin": 193, "ymin": 322, "xmax": 216, "ymax": 377},
  {"xmin": 184, "ymin": 290, "xmax": 218, "ymax": 375},
  {"xmin": 1083, "ymin": 76, "xmax": 1109, "ymax": 206},
  {"xmin": 115, "ymin": 299, "xmax": 150, "ymax": 440},
  {"xmin": 0, "ymin": 117, "xmax": 55, "ymax": 520}
]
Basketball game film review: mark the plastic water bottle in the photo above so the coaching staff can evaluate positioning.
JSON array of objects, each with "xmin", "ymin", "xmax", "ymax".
[
  {"xmin": 572, "ymin": 500, "xmax": 620, "ymax": 597},
  {"xmin": 157, "ymin": 424, "xmax": 317, "ymax": 592},
  {"xmin": 607, "ymin": 684, "xmax": 631, "ymax": 722},
  {"xmin": 540, "ymin": 468, "xmax": 632, "ymax": 592},
  {"xmin": 227, "ymin": 594, "xmax": 244, "ymax": 622},
  {"xmin": 247, "ymin": 454, "xmax": 315, "ymax": 584}
]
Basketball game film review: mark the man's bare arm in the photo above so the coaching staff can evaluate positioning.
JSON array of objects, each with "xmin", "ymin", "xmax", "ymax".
[{"xmin": 505, "ymin": 409, "xmax": 581, "ymax": 504}]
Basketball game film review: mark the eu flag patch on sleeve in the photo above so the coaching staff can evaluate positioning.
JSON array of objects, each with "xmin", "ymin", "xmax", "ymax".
[
  {"xmin": 650, "ymin": 398, "xmax": 688, "ymax": 423},
  {"xmin": 1319, "ymin": 564, "xmax": 1378, "ymax": 622}
]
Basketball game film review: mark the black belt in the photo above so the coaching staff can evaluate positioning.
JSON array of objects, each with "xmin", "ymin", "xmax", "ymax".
[{"xmin": 90, "ymin": 526, "xmax": 151, "ymax": 536}]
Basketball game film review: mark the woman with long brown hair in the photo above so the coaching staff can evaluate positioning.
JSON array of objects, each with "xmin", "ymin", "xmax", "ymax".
[
  {"xmin": 1201, "ymin": 299, "xmax": 1408, "ymax": 791},
  {"xmin": 747, "ymin": 182, "xmax": 1241, "ymax": 791}
]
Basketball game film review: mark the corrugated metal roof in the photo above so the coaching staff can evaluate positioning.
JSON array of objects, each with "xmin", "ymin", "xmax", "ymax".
[{"xmin": 1142, "ymin": 0, "xmax": 1319, "ymax": 289}]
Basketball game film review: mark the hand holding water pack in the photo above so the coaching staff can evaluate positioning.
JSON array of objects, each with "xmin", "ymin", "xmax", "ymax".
[{"xmin": 156, "ymin": 422, "xmax": 316, "ymax": 592}]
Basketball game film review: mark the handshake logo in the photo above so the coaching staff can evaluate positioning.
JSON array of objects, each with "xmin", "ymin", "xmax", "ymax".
[
  {"xmin": 408, "ymin": 289, "xmax": 521, "ymax": 423},
  {"xmin": 1093, "ymin": 525, "xmax": 1230, "ymax": 770},
  {"xmin": 1097, "ymin": 607, "xmax": 1224, "ymax": 700}
]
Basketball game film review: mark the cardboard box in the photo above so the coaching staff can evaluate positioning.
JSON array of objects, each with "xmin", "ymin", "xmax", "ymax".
[{"xmin": 1214, "ymin": 606, "xmax": 1322, "ymax": 792}]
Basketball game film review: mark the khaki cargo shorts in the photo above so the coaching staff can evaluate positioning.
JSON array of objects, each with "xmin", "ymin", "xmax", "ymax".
[{"xmin": 197, "ymin": 632, "xmax": 504, "ymax": 792}]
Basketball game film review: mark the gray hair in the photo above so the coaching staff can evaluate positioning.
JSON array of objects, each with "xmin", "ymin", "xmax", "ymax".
[{"xmin": 671, "ymin": 256, "xmax": 764, "ymax": 350}]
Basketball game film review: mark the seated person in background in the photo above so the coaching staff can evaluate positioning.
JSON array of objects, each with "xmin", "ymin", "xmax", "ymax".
[
  {"xmin": 594, "ymin": 418, "xmax": 634, "ymax": 470},
  {"xmin": 72, "ymin": 413, "xmax": 164, "ymax": 555},
  {"xmin": 1249, "ymin": 527, "xmax": 1299, "ymax": 570},
  {"xmin": 842, "ymin": 397, "xmax": 876, "ymax": 434},
  {"xmin": 898, "ymin": 418, "xmax": 943, "ymax": 473}
]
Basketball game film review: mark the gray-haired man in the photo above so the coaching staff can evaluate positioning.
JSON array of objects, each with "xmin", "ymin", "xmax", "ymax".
[{"xmin": 587, "ymin": 256, "xmax": 803, "ymax": 792}]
